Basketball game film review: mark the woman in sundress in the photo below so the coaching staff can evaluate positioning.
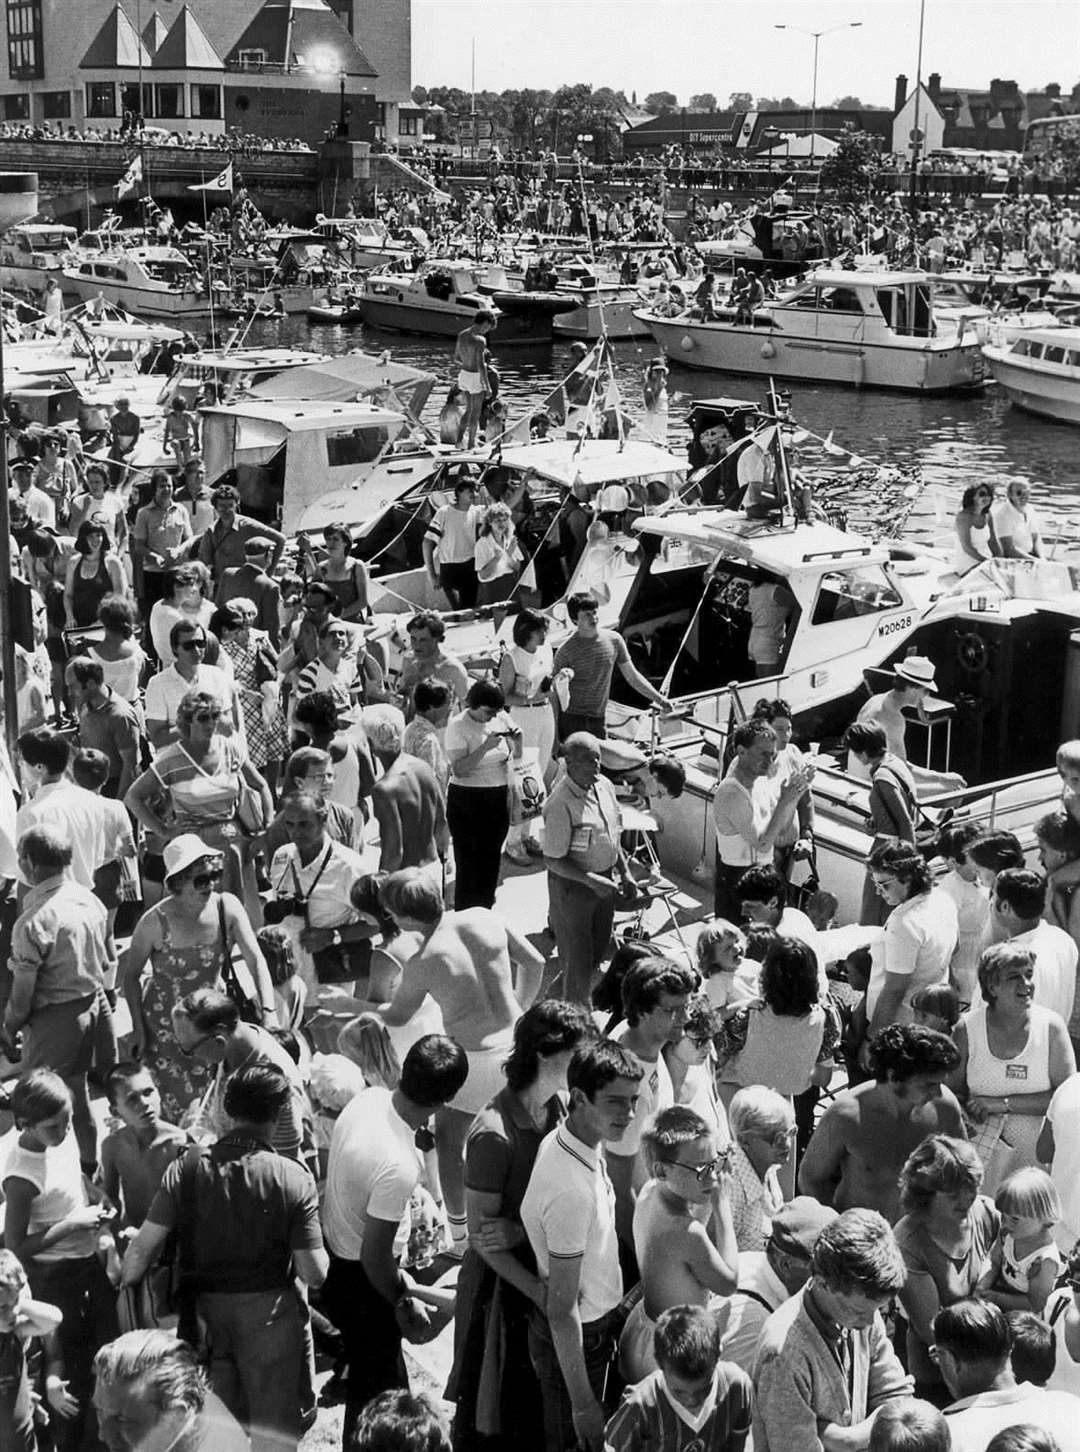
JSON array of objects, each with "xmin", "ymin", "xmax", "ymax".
[{"xmin": 212, "ymin": 599, "xmax": 288, "ymax": 800}]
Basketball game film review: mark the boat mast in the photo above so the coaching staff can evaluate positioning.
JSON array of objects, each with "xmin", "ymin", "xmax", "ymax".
[{"xmin": 908, "ymin": 0, "xmax": 927, "ymax": 226}]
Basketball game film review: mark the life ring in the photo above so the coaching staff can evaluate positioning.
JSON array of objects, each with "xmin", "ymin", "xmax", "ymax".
[
  {"xmin": 955, "ymin": 628, "xmax": 989, "ymax": 675},
  {"xmin": 760, "ymin": 340, "xmax": 776, "ymax": 359},
  {"xmin": 680, "ymin": 334, "xmax": 694, "ymax": 351}
]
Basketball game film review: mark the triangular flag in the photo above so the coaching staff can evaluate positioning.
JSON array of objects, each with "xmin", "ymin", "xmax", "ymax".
[
  {"xmin": 115, "ymin": 155, "xmax": 142, "ymax": 199},
  {"xmin": 518, "ymin": 559, "xmax": 538, "ymax": 591},
  {"xmin": 188, "ymin": 161, "xmax": 233, "ymax": 193}
]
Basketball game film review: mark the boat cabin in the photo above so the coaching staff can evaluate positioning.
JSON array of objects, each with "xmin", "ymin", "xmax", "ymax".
[
  {"xmin": 776, "ymin": 270, "xmax": 937, "ymax": 338},
  {"xmin": 1, "ymin": 224, "xmax": 77, "ymax": 264}
]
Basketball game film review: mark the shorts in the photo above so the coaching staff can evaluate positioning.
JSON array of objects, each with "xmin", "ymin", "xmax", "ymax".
[
  {"xmin": 448, "ymin": 1031, "xmax": 515, "ymax": 1114},
  {"xmin": 618, "ymin": 1299, "xmax": 657, "ymax": 1384},
  {"xmin": 457, "ymin": 369, "xmax": 485, "ymax": 396},
  {"xmin": 23, "ymin": 990, "xmax": 116, "ymax": 1079}
]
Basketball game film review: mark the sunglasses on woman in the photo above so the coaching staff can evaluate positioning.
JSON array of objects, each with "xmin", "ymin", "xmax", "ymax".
[
  {"xmin": 190, "ymin": 868, "xmax": 223, "ymax": 890},
  {"xmin": 179, "ymin": 639, "xmax": 207, "ymax": 653},
  {"xmin": 192, "ymin": 709, "xmax": 221, "ymax": 723}
]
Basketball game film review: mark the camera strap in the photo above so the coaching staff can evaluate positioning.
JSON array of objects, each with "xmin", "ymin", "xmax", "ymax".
[{"xmin": 283, "ymin": 843, "xmax": 335, "ymax": 906}]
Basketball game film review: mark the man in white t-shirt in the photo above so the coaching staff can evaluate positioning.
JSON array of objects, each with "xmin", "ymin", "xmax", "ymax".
[
  {"xmin": 1038, "ymin": 1070, "xmax": 1080, "ymax": 1251},
  {"xmin": 603, "ymin": 958, "xmax": 698, "ymax": 1258},
  {"xmin": 992, "ymin": 479, "xmax": 1043, "ymax": 559},
  {"xmin": 993, "ymin": 868, "xmax": 1078, "ymax": 1025},
  {"xmin": 866, "ymin": 842, "xmax": 957, "ymax": 1038},
  {"xmin": 321, "ymin": 1034, "xmax": 468, "ymax": 1445},
  {"xmin": 421, "ymin": 476, "xmax": 481, "ymax": 609}
]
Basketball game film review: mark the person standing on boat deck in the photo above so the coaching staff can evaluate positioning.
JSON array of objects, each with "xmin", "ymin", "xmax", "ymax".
[
  {"xmin": 423, "ymin": 477, "xmax": 482, "ymax": 611},
  {"xmin": 196, "ymin": 485, "xmax": 286, "ymax": 585},
  {"xmin": 712, "ymin": 720, "xmax": 812, "ymax": 922},
  {"xmin": 853, "ymin": 655, "xmax": 965, "ymax": 793},
  {"xmin": 992, "ymin": 479, "xmax": 1044, "ymax": 559},
  {"xmin": 453, "ymin": 311, "xmax": 496, "ymax": 449},
  {"xmin": 552, "ymin": 591, "xmax": 671, "ymax": 742}
]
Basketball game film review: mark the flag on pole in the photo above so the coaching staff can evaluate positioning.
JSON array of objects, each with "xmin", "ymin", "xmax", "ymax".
[
  {"xmin": 115, "ymin": 156, "xmax": 142, "ymax": 199},
  {"xmin": 188, "ymin": 161, "xmax": 234, "ymax": 193}
]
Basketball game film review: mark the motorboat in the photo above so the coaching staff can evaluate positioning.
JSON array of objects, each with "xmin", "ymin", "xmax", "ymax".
[
  {"xmin": 358, "ymin": 259, "xmax": 574, "ymax": 345},
  {"xmin": 981, "ymin": 325, "xmax": 1080, "ymax": 424},
  {"xmin": 61, "ymin": 247, "xmax": 208, "ymax": 318},
  {"xmin": 310, "ymin": 216, "xmax": 429, "ymax": 271},
  {"xmin": 0, "ymin": 223, "xmax": 78, "ymax": 297},
  {"xmin": 696, "ymin": 209, "xmax": 822, "ymax": 279},
  {"xmin": 306, "ymin": 298, "xmax": 365, "ymax": 325},
  {"xmin": 636, "ymin": 269, "xmax": 988, "ymax": 392}
]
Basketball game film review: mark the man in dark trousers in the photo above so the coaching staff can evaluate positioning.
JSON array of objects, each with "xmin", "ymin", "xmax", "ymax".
[{"xmin": 215, "ymin": 537, "xmax": 283, "ymax": 647}]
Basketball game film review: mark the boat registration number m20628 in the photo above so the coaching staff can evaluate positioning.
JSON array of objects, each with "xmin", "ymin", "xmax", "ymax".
[{"xmin": 877, "ymin": 615, "xmax": 913, "ymax": 638}]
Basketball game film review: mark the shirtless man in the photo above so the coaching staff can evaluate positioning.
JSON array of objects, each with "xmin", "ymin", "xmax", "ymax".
[
  {"xmin": 374, "ymin": 867, "xmax": 545, "ymax": 1250},
  {"xmin": 364, "ymin": 704, "xmax": 447, "ymax": 878},
  {"xmin": 798, "ymin": 1023, "xmax": 965, "ymax": 1223},
  {"xmin": 453, "ymin": 310, "xmax": 496, "ymax": 448},
  {"xmin": 100, "ymin": 1063, "xmax": 187, "ymax": 1231},
  {"xmin": 619, "ymin": 1105, "xmax": 737, "ymax": 1383}
]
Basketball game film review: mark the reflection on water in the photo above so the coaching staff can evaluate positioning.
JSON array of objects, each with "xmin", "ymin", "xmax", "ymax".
[{"xmin": 243, "ymin": 314, "xmax": 1080, "ymax": 548}]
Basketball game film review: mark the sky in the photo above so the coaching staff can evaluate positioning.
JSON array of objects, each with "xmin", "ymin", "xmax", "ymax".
[{"xmin": 411, "ymin": 0, "xmax": 1080, "ymax": 107}]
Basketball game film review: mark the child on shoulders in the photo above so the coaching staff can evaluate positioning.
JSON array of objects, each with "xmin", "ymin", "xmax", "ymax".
[{"xmin": 978, "ymin": 1166, "xmax": 1064, "ymax": 1315}]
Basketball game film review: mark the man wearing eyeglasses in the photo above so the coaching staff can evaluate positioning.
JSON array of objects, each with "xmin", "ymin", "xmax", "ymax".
[{"xmin": 144, "ymin": 620, "xmax": 243, "ymax": 751}]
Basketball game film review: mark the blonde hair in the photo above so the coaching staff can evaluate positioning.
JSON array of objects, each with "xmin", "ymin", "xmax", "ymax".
[
  {"xmin": 695, "ymin": 918, "xmax": 745, "ymax": 975},
  {"xmin": 1057, "ymin": 739, "xmax": 1080, "ymax": 771},
  {"xmin": 338, "ymin": 1013, "xmax": 401, "ymax": 1089},
  {"xmin": 995, "ymin": 1166, "xmax": 1062, "ymax": 1226}
]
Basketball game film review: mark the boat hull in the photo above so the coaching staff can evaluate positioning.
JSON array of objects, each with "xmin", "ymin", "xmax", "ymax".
[
  {"xmin": 552, "ymin": 295, "xmax": 653, "ymax": 340},
  {"xmin": 61, "ymin": 273, "xmax": 209, "ymax": 318},
  {"xmin": 639, "ymin": 312, "xmax": 986, "ymax": 392},
  {"xmin": 983, "ymin": 350, "xmax": 1080, "ymax": 425},
  {"xmin": 359, "ymin": 297, "xmax": 554, "ymax": 345}
]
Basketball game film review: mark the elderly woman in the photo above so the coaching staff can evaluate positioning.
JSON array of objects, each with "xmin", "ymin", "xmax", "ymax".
[
  {"xmin": 87, "ymin": 593, "xmax": 146, "ymax": 704},
  {"xmin": 149, "ymin": 563, "xmax": 216, "ymax": 669},
  {"xmin": 211, "ymin": 598, "xmax": 288, "ymax": 799},
  {"xmin": 727, "ymin": 1084, "xmax": 796, "ymax": 1251},
  {"xmin": 950, "ymin": 943, "xmax": 1075, "ymax": 1194},
  {"xmin": 267, "ymin": 790, "xmax": 370, "ymax": 999},
  {"xmin": 445, "ymin": 679, "xmax": 523, "ymax": 910},
  {"xmin": 865, "ymin": 839, "xmax": 958, "ymax": 1041},
  {"xmin": 122, "ymin": 833, "xmax": 274, "ymax": 1123},
  {"xmin": 125, "ymin": 687, "xmax": 271, "ymax": 915},
  {"xmin": 62, "ymin": 518, "xmax": 127, "ymax": 630},
  {"xmin": 893, "ymin": 1135, "xmax": 999, "ymax": 1403},
  {"xmin": 448, "ymin": 999, "xmax": 593, "ymax": 1452}
]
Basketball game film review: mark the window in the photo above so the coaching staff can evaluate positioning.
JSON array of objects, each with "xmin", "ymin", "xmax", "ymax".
[
  {"xmin": 6, "ymin": 0, "xmax": 42, "ymax": 80},
  {"xmin": 191, "ymin": 84, "xmax": 221, "ymax": 119},
  {"xmin": 86, "ymin": 82, "xmax": 116, "ymax": 118},
  {"xmin": 121, "ymin": 82, "xmax": 153, "ymax": 118},
  {"xmin": 154, "ymin": 83, "xmax": 183, "ymax": 119},
  {"xmin": 1, "ymin": 91, "xmax": 27, "ymax": 119},
  {"xmin": 1042, "ymin": 345, "xmax": 1066, "ymax": 365},
  {"xmin": 811, "ymin": 563, "xmax": 904, "ymax": 626},
  {"xmin": 41, "ymin": 90, "xmax": 70, "ymax": 120},
  {"xmin": 326, "ymin": 427, "xmax": 391, "ymax": 467},
  {"xmin": 399, "ymin": 114, "xmax": 419, "ymax": 137},
  {"xmin": 236, "ymin": 48, "xmax": 266, "ymax": 68}
]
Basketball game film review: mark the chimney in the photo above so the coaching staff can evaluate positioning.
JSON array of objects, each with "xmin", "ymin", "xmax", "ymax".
[
  {"xmin": 894, "ymin": 74, "xmax": 908, "ymax": 112},
  {"xmin": 928, "ymin": 73, "xmax": 941, "ymax": 102}
]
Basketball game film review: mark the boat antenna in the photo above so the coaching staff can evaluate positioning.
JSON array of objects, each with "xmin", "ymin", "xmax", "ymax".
[
  {"xmin": 766, "ymin": 376, "xmax": 796, "ymax": 525},
  {"xmin": 908, "ymin": 0, "xmax": 927, "ymax": 226}
]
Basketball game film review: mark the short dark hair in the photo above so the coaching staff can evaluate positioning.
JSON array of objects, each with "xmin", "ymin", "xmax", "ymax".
[
  {"xmin": 413, "ymin": 677, "xmax": 451, "ymax": 715},
  {"xmin": 399, "ymin": 1035, "xmax": 469, "ymax": 1110},
  {"xmin": 566, "ymin": 592, "xmax": 600, "ymax": 622},
  {"xmin": 179, "ymin": 987, "xmax": 240, "ymax": 1037},
  {"xmin": 735, "ymin": 864, "xmax": 786, "ymax": 908},
  {"xmin": 985, "ymin": 1429, "xmax": 1063, "ymax": 1452},
  {"xmin": 867, "ymin": 839, "xmax": 932, "ymax": 897},
  {"xmin": 751, "ymin": 696, "xmax": 793, "ymax": 724},
  {"xmin": 761, "ymin": 935, "xmax": 820, "ymax": 1015},
  {"xmin": 993, "ymin": 868, "xmax": 1046, "ymax": 921},
  {"xmin": 212, "ymin": 484, "xmax": 239, "ymax": 506},
  {"xmin": 653, "ymin": 1304, "xmax": 720, "ymax": 1381},
  {"xmin": 66, "ymin": 655, "xmax": 105, "ymax": 687},
  {"xmin": 169, "ymin": 618, "xmax": 206, "ymax": 652},
  {"xmin": 17, "ymin": 726, "xmax": 70, "ymax": 776},
  {"xmin": 620, "ymin": 957, "xmax": 698, "ymax": 1027},
  {"xmin": 104, "ymin": 1061, "xmax": 157, "ymax": 1110},
  {"xmin": 1035, "ymin": 809, "xmax": 1080, "ymax": 859},
  {"xmin": 867, "ymin": 1401, "xmax": 950, "ymax": 1452},
  {"xmin": 379, "ymin": 869, "xmax": 444, "ymax": 927},
  {"xmin": 351, "ymin": 1390, "xmax": 450, "ymax": 1452},
  {"xmin": 968, "ymin": 829, "xmax": 1024, "ymax": 875},
  {"xmin": 71, "ymin": 748, "xmax": 110, "ymax": 792},
  {"xmin": 842, "ymin": 722, "xmax": 888, "ymax": 759},
  {"xmin": 223, "ymin": 1063, "xmax": 292, "ymax": 1124},
  {"xmin": 648, "ymin": 753, "xmax": 685, "ymax": 799},
  {"xmin": 293, "ymin": 690, "xmax": 340, "ymax": 735},
  {"xmin": 899, "ymin": 1135, "xmax": 983, "ymax": 1217},
  {"xmin": 407, "ymin": 611, "xmax": 445, "ymax": 642},
  {"xmin": 98, "ymin": 593, "xmax": 138, "ymax": 637},
  {"xmin": 18, "ymin": 824, "xmax": 72, "ymax": 873},
  {"xmin": 567, "ymin": 1039, "xmax": 644, "ymax": 1101},
  {"xmin": 812, "ymin": 1208, "xmax": 907, "ymax": 1299},
  {"xmin": 731, "ymin": 719, "xmax": 775, "ymax": 753},
  {"xmin": 504, "ymin": 1000, "xmax": 594, "ymax": 1093},
  {"xmin": 591, "ymin": 939, "xmax": 665, "ymax": 1020},
  {"xmin": 937, "ymin": 819, "xmax": 984, "ymax": 864},
  {"xmin": 1008, "ymin": 1310, "xmax": 1055, "ymax": 1386},
  {"xmin": 464, "ymin": 678, "xmax": 504, "ymax": 712},
  {"xmin": 512, "ymin": 608, "xmax": 548, "ymax": 648},
  {"xmin": 933, "ymin": 1297, "xmax": 1011, "ymax": 1367},
  {"xmin": 866, "ymin": 1023, "xmax": 959, "ymax": 1082}
]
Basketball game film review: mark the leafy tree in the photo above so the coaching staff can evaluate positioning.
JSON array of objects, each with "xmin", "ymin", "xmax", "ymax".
[
  {"xmin": 689, "ymin": 92, "xmax": 717, "ymax": 112},
  {"xmin": 818, "ymin": 128, "xmax": 883, "ymax": 201},
  {"xmin": 729, "ymin": 91, "xmax": 754, "ymax": 111},
  {"xmin": 755, "ymin": 96, "xmax": 800, "ymax": 110},
  {"xmin": 644, "ymin": 91, "xmax": 678, "ymax": 115},
  {"xmin": 411, "ymin": 85, "xmax": 428, "ymax": 106},
  {"xmin": 831, "ymin": 95, "xmax": 864, "ymax": 109}
]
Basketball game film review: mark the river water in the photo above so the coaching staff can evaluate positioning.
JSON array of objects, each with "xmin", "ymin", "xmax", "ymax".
[{"xmin": 243, "ymin": 314, "xmax": 1080, "ymax": 549}]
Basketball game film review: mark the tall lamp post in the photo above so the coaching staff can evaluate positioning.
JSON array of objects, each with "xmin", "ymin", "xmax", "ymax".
[{"xmin": 774, "ymin": 21, "xmax": 862, "ymax": 165}]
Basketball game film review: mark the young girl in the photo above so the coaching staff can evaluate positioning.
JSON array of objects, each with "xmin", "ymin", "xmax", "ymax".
[
  {"xmin": 694, "ymin": 919, "xmax": 752, "ymax": 1016},
  {"xmin": 980, "ymin": 1167, "xmax": 1064, "ymax": 1314},
  {"xmin": 259, "ymin": 924, "xmax": 307, "ymax": 1033},
  {"xmin": 1, "ymin": 1071, "xmax": 118, "ymax": 1452},
  {"xmin": 163, "ymin": 395, "xmax": 199, "ymax": 467},
  {"xmin": 911, "ymin": 983, "xmax": 962, "ymax": 1038}
]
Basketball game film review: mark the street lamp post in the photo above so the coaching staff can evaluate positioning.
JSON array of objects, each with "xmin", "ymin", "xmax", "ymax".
[{"xmin": 774, "ymin": 21, "xmax": 862, "ymax": 165}]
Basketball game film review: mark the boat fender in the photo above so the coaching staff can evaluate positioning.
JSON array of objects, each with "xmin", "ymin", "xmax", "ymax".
[
  {"xmin": 680, "ymin": 334, "xmax": 694, "ymax": 352},
  {"xmin": 853, "ymin": 353, "xmax": 865, "ymax": 389},
  {"xmin": 760, "ymin": 340, "xmax": 776, "ymax": 359}
]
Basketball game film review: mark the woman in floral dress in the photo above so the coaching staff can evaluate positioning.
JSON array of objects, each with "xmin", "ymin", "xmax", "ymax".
[{"xmin": 212, "ymin": 598, "xmax": 288, "ymax": 798}]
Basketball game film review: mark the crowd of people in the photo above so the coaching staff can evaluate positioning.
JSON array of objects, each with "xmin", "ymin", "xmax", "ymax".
[{"xmin": 0, "ymin": 387, "xmax": 1077, "ymax": 1452}]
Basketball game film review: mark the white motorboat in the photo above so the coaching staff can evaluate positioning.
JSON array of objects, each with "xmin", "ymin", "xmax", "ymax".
[
  {"xmin": 358, "ymin": 259, "xmax": 571, "ymax": 345},
  {"xmin": 982, "ymin": 325, "xmax": 1080, "ymax": 424},
  {"xmin": 61, "ymin": 246, "xmax": 209, "ymax": 318},
  {"xmin": 0, "ymin": 223, "xmax": 78, "ymax": 297},
  {"xmin": 636, "ymin": 269, "xmax": 988, "ymax": 392}
]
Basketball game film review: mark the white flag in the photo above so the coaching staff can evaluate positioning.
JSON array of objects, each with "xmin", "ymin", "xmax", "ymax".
[
  {"xmin": 188, "ymin": 161, "xmax": 234, "ymax": 193},
  {"xmin": 115, "ymin": 155, "xmax": 142, "ymax": 199}
]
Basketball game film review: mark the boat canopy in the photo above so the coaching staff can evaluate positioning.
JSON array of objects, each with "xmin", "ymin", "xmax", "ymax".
[
  {"xmin": 473, "ymin": 438, "xmax": 687, "ymax": 489},
  {"xmin": 249, "ymin": 354, "xmax": 437, "ymax": 419},
  {"xmin": 634, "ymin": 509, "xmax": 893, "ymax": 577}
]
